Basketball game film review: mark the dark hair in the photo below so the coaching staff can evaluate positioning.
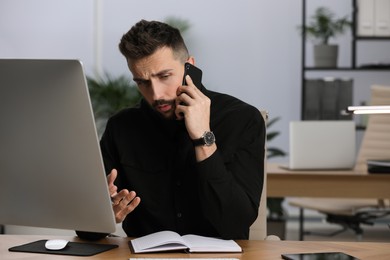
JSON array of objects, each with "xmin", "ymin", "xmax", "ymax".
[{"xmin": 119, "ymin": 20, "xmax": 189, "ymax": 62}]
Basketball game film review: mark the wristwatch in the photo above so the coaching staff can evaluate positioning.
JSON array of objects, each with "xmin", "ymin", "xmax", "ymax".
[{"xmin": 192, "ymin": 131, "xmax": 216, "ymax": 146}]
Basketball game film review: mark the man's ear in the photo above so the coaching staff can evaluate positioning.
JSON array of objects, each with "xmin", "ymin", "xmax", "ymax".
[{"xmin": 186, "ymin": 56, "xmax": 195, "ymax": 65}]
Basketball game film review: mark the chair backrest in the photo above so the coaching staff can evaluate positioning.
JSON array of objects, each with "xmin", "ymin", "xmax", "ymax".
[
  {"xmin": 249, "ymin": 110, "xmax": 268, "ymax": 240},
  {"xmin": 354, "ymin": 85, "xmax": 390, "ymax": 172}
]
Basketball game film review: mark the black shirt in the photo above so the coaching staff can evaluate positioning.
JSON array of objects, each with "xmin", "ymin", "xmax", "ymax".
[{"xmin": 99, "ymin": 86, "xmax": 265, "ymax": 240}]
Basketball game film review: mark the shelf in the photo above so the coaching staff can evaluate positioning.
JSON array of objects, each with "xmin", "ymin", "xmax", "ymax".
[
  {"xmin": 304, "ymin": 67, "xmax": 390, "ymax": 71},
  {"xmin": 300, "ymin": 0, "xmax": 390, "ymax": 120},
  {"xmin": 355, "ymin": 36, "xmax": 390, "ymax": 41}
]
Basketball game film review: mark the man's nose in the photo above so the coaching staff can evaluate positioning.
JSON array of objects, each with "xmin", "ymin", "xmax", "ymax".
[{"xmin": 150, "ymin": 80, "xmax": 164, "ymax": 100}]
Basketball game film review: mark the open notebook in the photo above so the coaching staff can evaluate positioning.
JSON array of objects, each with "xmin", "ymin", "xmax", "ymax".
[{"xmin": 129, "ymin": 231, "xmax": 242, "ymax": 253}]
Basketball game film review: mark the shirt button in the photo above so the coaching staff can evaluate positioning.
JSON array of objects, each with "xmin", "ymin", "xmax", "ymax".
[{"xmin": 177, "ymin": 213, "xmax": 182, "ymax": 218}]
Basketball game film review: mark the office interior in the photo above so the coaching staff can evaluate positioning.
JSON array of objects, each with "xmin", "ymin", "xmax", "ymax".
[{"xmin": 1, "ymin": 0, "xmax": 390, "ymax": 242}]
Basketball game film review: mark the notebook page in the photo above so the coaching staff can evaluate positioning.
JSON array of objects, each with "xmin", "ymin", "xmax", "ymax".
[{"xmin": 131, "ymin": 231, "xmax": 188, "ymax": 253}]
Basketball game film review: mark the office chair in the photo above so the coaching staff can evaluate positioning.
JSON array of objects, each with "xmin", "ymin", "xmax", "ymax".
[
  {"xmin": 289, "ymin": 85, "xmax": 390, "ymax": 241},
  {"xmin": 249, "ymin": 110, "xmax": 280, "ymax": 241},
  {"xmin": 249, "ymin": 110, "xmax": 268, "ymax": 240}
]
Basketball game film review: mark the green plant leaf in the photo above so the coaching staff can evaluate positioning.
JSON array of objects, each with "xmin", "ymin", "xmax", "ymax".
[
  {"xmin": 268, "ymin": 148, "xmax": 287, "ymax": 159},
  {"xmin": 87, "ymin": 73, "xmax": 142, "ymax": 135},
  {"xmin": 298, "ymin": 6, "xmax": 352, "ymax": 44},
  {"xmin": 164, "ymin": 16, "xmax": 191, "ymax": 34},
  {"xmin": 267, "ymin": 131, "xmax": 280, "ymax": 142}
]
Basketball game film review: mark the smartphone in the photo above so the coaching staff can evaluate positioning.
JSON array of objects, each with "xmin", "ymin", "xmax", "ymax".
[
  {"xmin": 182, "ymin": 62, "xmax": 202, "ymax": 89},
  {"xmin": 281, "ymin": 252, "xmax": 359, "ymax": 260}
]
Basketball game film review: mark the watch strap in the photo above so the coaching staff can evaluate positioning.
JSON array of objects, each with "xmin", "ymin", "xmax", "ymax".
[
  {"xmin": 192, "ymin": 137, "xmax": 205, "ymax": 146},
  {"xmin": 192, "ymin": 131, "xmax": 215, "ymax": 147}
]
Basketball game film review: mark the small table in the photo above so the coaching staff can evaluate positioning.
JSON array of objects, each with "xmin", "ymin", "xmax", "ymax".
[
  {"xmin": 267, "ymin": 163, "xmax": 390, "ymax": 198},
  {"xmin": 267, "ymin": 163, "xmax": 390, "ymax": 240}
]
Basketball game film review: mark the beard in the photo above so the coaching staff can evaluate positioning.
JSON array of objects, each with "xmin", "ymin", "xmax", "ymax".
[{"xmin": 152, "ymin": 99, "xmax": 177, "ymax": 120}]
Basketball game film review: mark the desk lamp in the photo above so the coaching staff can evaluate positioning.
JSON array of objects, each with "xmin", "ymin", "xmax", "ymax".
[{"xmin": 346, "ymin": 105, "xmax": 390, "ymax": 114}]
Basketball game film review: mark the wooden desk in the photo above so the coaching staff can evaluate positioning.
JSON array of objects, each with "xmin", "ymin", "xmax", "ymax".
[
  {"xmin": 267, "ymin": 163, "xmax": 390, "ymax": 198},
  {"xmin": 1, "ymin": 235, "xmax": 390, "ymax": 259}
]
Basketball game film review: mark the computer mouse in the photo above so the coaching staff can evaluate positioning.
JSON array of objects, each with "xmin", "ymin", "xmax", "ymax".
[{"xmin": 44, "ymin": 239, "xmax": 69, "ymax": 250}]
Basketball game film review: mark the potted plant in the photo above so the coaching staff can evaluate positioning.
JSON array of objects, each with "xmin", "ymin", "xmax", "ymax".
[
  {"xmin": 266, "ymin": 117, "xmax": 287, "ymax": 239},
  {"xmin": 87, "ymin": 74, "xmax": 141, "ymax": 136},
  {"xmin": 300, "ymin": 7, "xmax": 352, "ymax": 67}
]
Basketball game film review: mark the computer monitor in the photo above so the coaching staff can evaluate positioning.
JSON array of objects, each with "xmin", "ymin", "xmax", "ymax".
[{"xmin": 0, "ymin": 59, "xmax": 116, "ymax": 233}]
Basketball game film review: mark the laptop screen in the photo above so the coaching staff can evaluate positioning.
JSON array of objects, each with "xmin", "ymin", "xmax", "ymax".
[{"xmin": 288, "ymin": 121, "xmax": 356, "ymax": 170}]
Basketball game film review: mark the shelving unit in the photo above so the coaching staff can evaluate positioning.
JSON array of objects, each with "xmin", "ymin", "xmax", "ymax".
[{"xmin": 301, "ymin": 0, "xmax": 390, "ymax": 120}]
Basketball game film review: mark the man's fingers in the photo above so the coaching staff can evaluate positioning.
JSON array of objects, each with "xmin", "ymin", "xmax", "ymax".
[
  {"xmin": 116, "ymin": 196, "xmax": 141, "ymax": 221},
  {"xmin": 107, "ymin": 169, "xmax": 118, "ymax": 197},
  {"xmin": 111, "ymin": 189, "xmax": 129, "ymax": 206},
  {"xmin": 113, "ymin": 191, "xmax": 141, "ymax": 223},
  {"xmin": 184, "ymin": 75, "xmax": 193, "ymax": 85},
  {"xmin": 107, "ymin": 169, "xmax": 117, "ymax": 185},
  {"xmin": 112, "ymin": 190, "xmax": 138, "ymax": 208}
]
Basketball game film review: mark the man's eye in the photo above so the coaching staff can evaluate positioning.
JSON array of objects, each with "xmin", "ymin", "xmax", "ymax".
[
  {"xmin": 160, "ymin": 74, "xmax": 170, "ymax": 79},
  {"xmin": 135, "ymin": 80, "xmax": 147, "ymax": 87}
]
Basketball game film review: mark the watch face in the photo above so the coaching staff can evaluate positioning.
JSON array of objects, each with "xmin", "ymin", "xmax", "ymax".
[{"xmin": 204, "ymin": 131, "xmax": 215, "ymax": 146}]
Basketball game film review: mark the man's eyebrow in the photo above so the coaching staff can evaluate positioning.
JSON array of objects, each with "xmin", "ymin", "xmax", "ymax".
[
  {"xmin": 153, "ymin": 69, "xmax": 173, "ymax": 76},
  {"xmin": 133, "ymin": 77, "xmax": 147, "ymax": 82},
  {"xmin": 133, "ymin": 69, "xmax": 174, "ymax": 82}
]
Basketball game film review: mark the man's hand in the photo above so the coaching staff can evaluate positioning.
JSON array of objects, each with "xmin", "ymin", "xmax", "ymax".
[
  {"xmin": 107, "ymin": 169, "xmax": 141, "ymax": 223},
  {"xmin": 175, "ymin": 75, "xmax": 211, "ymax": 140},
  {"xmin": 175, "ymin": 75, "xmax": 216, "ymax": 162}
]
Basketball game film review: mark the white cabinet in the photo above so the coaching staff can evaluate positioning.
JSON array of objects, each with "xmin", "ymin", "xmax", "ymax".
[{"xmin": 357, "ymin": 0, "xmax": 390, "ymax": 37}]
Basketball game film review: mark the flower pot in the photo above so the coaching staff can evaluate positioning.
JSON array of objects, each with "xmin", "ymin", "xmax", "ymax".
[{"xmin": 313, "ymin": 44, "xmax": 338, "ymax": 68}]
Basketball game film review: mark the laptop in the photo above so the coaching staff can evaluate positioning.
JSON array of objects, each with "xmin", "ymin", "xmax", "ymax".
[
  {"xmin": 0, "ymin": 59, "xmax": 116, "ymax": 233},
  {"xmin": 283, "ymin": 121, "xmax": 356, "ymax": 170}
]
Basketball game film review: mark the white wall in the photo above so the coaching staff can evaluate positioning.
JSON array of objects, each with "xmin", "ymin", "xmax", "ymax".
[{"xmin": 0, "ymin": 0, "xmax": 95, "ymax": 71}]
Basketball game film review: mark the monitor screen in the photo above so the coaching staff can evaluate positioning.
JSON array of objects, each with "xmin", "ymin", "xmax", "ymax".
[{"xmin": 0, "ymin": 59, "xmax": 116, "ymax": 234}]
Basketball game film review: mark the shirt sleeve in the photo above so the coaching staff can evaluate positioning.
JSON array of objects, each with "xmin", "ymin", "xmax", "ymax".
[{"xmin": 196, "ymin": 107, "xmax": 265, "ymax": 239}]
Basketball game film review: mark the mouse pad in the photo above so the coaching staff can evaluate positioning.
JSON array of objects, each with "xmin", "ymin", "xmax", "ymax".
[{"xmin": 9, "ymin": 239, "xmax": 118, "ymax": 256}]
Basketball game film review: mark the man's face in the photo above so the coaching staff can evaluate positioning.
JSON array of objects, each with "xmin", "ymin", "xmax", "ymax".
[{"xmin": 128, "ymin": 47, "xmax": 186, "ymax": 120}]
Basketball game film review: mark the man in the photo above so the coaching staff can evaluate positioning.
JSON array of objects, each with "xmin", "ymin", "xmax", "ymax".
[{"xmin": 79, "ymin": 19, "xmax": 265, "ymax": 240}]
